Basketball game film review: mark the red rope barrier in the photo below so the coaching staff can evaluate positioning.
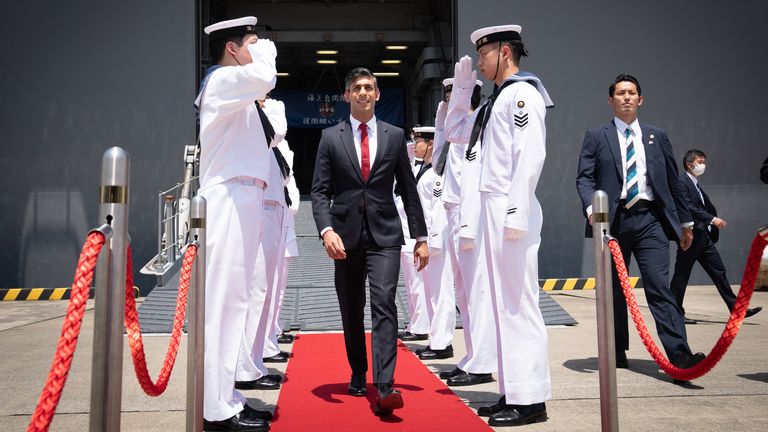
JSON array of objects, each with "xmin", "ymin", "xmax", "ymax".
[
  {"xmin": 27, "ymin": 232, "xmax": 106, "ymax": 432},
  {"xmin": 607, "ymin": 234, "xmax": 767, "ymax": 381},
  {"xmin": 124, "ymin": 244, "xmax": 197, "ymax": 396}
]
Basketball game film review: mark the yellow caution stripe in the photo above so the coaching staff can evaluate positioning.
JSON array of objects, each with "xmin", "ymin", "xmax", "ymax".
[
  {"xmin": 539, "ymin": 277, "xmax": 643, "ymax": 291},
  {"xmin": 1, "ymin": 286, "xmax": 140, "ymax": 301}
]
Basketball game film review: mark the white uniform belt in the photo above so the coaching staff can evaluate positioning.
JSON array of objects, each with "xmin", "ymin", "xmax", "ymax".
[{"xmin": 231, "ymin": 176, "xmax": 266, "ymax": 189}]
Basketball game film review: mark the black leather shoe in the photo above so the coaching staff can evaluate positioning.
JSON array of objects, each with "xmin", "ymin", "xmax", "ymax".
[
  {"xmin": 418, "ymin": 345, "xmax": 454, "ymax": 360},
  {"xmin": 277, "ymin": 332, "xmax": 294, "ymax": 344},
  {"xmin": 398, "ymin": 331, "xmax": 428, "ymax": 341},
  {"xmin": 616, "ymin": 350, "xmax": 629, "ymax": 369},
  {"xmin": 745, "ymin": 306, "xmax": 763, "ymax": 318},
  {"xmin": 244, "ymin": 404, "xmax": 273, "ymax": 421},
  {"xmin": 488, "ymin": 402, "xmax": 547, "ymax": 427},
  {"xmin": 684, "ymin": 316, "xmax": 698, "ymax": 325},
  {"xmin": 263, "ymin": 351, "xmax": 290, "ymax": 363},
  {"xmin": 439, "ymin": 367, "xmax": 463, "ymax": 379},
  {"xmin": 235, "ymin": 376, "xmax": 281, "ymax": 390},
  {"xmin": 478, "ymin": 396, "xmax": 506, "ymax": 417},
  {"xmin": 265, "ymin": 374, "xmax": 283, "ymax": 383},
  {"xmin": 203, "ymin": 407, "xmax": 270, "ymax": 432},
  {"xmin": 374, "ymin": 386, "xmax": 404, "ymax": 416},
  {"xmin": 447, "ymin": 371, "xmax": 493, "ymax": 387},
  {"xmin": 671, "ymin": 351, "xmax": 706, "ymax": 369},
  {"xmin": 348, "ymin": 372, "xmax": 367, "ymax": 396}
]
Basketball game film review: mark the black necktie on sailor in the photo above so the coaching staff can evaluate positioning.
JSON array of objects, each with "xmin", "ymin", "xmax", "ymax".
[
  {"xmin": 256, "ymin": 102, "xmax": 292, "ymax": 207},
  {"xmin": 434, "ymin": 140, "xmax": 451, "ymax": 176},
  {"xmin": 465, "ymin": 79, "xmax": 519, "ymax": 159}
]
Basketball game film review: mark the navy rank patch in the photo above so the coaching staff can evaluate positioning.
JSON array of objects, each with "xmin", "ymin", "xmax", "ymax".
[
  {"xmin": 506, "ymin": 207, "xmax": 517, "ymax": 215},
  {"xmin": 517, "ymin": 100, "xmax": 525, "ymax": 108},
  {"xmin": 433, "ymin": 187, "xmax": 442, "ymax": 198},
  {"xmin": 465, "ymin": 148, "xmax": 477, "ymax": 162},
  {"xmin": 514, "ymin": 111, "xmax": 528, "ymax": 129}
]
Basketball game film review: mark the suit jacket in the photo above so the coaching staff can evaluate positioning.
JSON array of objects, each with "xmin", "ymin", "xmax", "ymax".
[
  {"xmin": 576, "ymin": 120, "xmax": 693, "ymax": 240},
  {"xmin": 311, "ymin": 119, "xmax": 427, "ymax": 250},
  {"xmin": 679, "ymin": 173, "xmax": 719, "ymax": 243}
]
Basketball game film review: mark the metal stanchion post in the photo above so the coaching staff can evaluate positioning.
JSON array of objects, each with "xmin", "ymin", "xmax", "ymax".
[
  {"xmin": 90, "ymin": 147, "xmax": 130, "ymax": 432},
  {"xmin": 164, "ymin": 194, "xmax": 177, "ymax": 265},
  {"xmin": 592, "ymin": 190, "xmax": 618, "ymax": 432},
  {"xmin": 186, "ymin": 196, "xmax": 206, "ymax": 432}
]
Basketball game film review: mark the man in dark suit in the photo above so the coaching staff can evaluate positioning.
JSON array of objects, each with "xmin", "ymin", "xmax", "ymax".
[
  {"xmin": 311, "ymin": 67, "xmax": 429, "ymax": 415},
  {"xmin": 576, "ymin": 74, "xmax": 705, "ymax": 377},
  {"xmin": 670, "ymin": 149, "xmax": 762, "ymax": 324}
]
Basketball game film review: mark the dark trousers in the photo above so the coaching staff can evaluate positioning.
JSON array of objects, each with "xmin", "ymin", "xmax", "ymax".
[
  {"xmin": 334, "ymin": 215, "xmax": 401, "ymax": 388},
  {"xmin": 670, "ymin": 229, "xmax": 736, "ymax": 314},
  {"xmin": 610, "ymin": 205, "xmax": 691, "ymax": 358}
]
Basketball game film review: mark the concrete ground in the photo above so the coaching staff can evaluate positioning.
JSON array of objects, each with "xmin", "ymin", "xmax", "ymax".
[{"xmin": 1, "ymin": 286, "xmax": 766, "ymax": 431}]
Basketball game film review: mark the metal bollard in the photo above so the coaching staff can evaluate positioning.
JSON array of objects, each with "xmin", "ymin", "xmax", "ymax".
[
  {"xmin": 592, "ymin": 190, "xmax": 618, "ymax": 432},
  {"xmin": 186, "ymin": 196, "xmax": 206, "ymax": 432},
  {"xmin": 163, "ymin": 194, "xmax": 178, "ymax": 265},
  {"xmin": 90, "ymin": 147, "xmax": 130, "ymax": 432}
]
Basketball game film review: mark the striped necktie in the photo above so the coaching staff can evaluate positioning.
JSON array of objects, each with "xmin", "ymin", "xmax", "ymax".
[{"xmin": 624, "ymin": 127, "xmax": 640, "ymax": 208}]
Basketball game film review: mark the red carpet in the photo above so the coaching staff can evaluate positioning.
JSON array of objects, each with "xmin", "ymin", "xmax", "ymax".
[{"xmin": 271, "ymin": 333, "xmax": 492, "ymax": 431}]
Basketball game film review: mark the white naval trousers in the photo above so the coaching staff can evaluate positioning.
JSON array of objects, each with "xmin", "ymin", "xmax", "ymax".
[
  {"xmin": 444, "ymin": 204, "xmax": 498, "ymax": 374},
  {"xmin": 422, "ymin": 238, "xmax": 456, "ymax": 350},
  {"xmin": 237, "ymin": 202, "xmax": 286, "ymax": 376},
  {"xmin": 400, "ymin": 252, "xmax": 430, "ymax": 335},
  {"xmin": 200, "ymin": 178, "xmax": 265, "ymax": 421},
  {"xmin": 271, "ymin": 256, "xmax": 293, "ymax": 336},
  {"xmin": 259, "ymin": 203, "xmax": 289, "ymax": 358},
  {"xmin": 481, "ymin": 193, "xmax": 551, "ymax": 405}
]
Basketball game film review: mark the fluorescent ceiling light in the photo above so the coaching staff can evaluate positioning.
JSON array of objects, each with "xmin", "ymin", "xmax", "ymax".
[
  {"xmin": 276, "ymin": 72, "xmax": 290, "ymax": 77},
  {"xmin": 385, "ymin": 45, "xmax": 408, "ymax": 50},
  {"xmin": 316, "ymin": 50, "xmax": 338, "ymax": 55},
  {"xmin": 381, "ymin": 60, "xmax": 401, "ymax": 64},
  {"xmin": 373, "ymin": 72, "xmax": 399, "ymax": 77},
  {"xmin": 316, "ymin": 59, "xmax": 338, "ymax": 64}
]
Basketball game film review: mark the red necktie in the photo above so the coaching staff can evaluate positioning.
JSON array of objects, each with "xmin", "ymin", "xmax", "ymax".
[{"xmin": 360, "ymin": 123, "xmax": 370, "ymax": 182}]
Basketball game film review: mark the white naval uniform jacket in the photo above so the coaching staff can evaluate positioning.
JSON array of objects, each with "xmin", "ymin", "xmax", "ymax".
[
  {"xmin": 445, "ymin": 79, "xmax": 547, "ymax": 232},
  {"xmin": 416, "ymin": 165, "xmax": 447, "ymax": 251},
  {"xmin": 196, "ymin": 43, "xmax": 277, "ymax": 189}
]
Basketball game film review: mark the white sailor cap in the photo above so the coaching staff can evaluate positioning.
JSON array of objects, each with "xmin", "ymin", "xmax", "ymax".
[
  {"xmin": 442, "ymin": 78, "xmax": 483, "ymax": 89},
  {"xmin": 470, "ymin": 25, "xmax": 522, "ymax": 50},
  {"xmin": 204, "ymin": 16, "xmax": 258, "ymax": 41},
  {"xmin": 413, "ymin": 126, "xmax": 435, "ymax": 139}
]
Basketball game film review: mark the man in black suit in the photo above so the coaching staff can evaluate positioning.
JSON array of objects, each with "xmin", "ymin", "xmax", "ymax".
[
  {"xmin": 670, "ymin": 149, "xmax": 762, "ymax": 324},
  {"xmin": 311, "ymin": 67, "xmax": 429, "ymax": 415},
  {"xmin": 576, "ymin": 74, "xmax": 705, "ymax": 376}
]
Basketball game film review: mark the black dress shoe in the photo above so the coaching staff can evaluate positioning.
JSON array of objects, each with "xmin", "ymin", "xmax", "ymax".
[
  {"xmin": 671, "ymin": 351, "xmax": 706, "ymax": 369},
  {"xmin": 398, "ymin": 331, "xmax": 428, "ymax": 341},
  {"xmin": 684, "ymin": 316, "xmax": 698, "ymax": 325},
  {"xmin": 478, "ymin": 396, "xmax": 506, "ymax": 417},
  {"xmin": 263, "ymin": 351, "xmax": 290, "ymax": 363},
  {"xmin": 243, "ymin": 404, "xmax": 273, "ymax": 421},
  {"xmin": 488, "ymin": 402, "xmax": 547, "ymax": 427},
  {"xmin": 235, "ymin": 376, "xmax": 281, "ymax": 390},
  {"xmin": 374, "ymin": 386, "xmax": 404, "ymax": 416},
  {"xmin": 745, "ymin": 306, "xmax": 763, "ymax": 318},
  {"xmin": 615, "ymin": 350, "xmax": 629, "ymax": 369},
  {"xmin": 277, "ymin": 332, "xmax": 295, "ymax": 344},
  {"xmin": 447, "ymin": 371, "xmax": 494, "ymax": 387},
  {"xmin": 439, "ymin": 367, "xmax": 463, "ymax": 379},
  {"xmin": 203, "ymin": 407, "xmax": 270, "ymax": 432},
  {"xmin": 418, "ymin": 345, "xmax": 454, "ymax": 360},
  {"xmin": 348, "ymin": 372, "xmax": 367, "ymax": 396},
  {"xmin": 265, "ymin": 374, "xmax": 283, "ymax": 383}
]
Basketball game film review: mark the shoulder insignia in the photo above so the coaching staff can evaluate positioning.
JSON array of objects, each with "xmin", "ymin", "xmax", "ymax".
[
  {"xmin": 465, "ymin": 148, "xmax": 477, "ymax": 161},
  {"xmin": 514, "ymin": 111, "xmax": 528, "ymax": 129}
]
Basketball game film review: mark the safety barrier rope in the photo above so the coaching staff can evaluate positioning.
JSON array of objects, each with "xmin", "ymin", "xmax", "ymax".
[
  {"xmin": 27, "ymin": 232, "xmax": 106, "ymax": 432},
  {"xmin": 124, "ymin": 244, "xmax": 197, "ymax": 396},
  {"xmin": 607, "ymin": 233, "xmax": 767, "ymax": 381}
]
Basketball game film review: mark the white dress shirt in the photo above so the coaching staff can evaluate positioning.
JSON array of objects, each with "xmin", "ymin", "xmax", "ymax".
[
  {"xmin": 614, "ymin": 117, "xmax": 654, "ymax": 202},
  {"xmin": 349, "ymin": 115, "xmax": 378, "ymax": 172}
]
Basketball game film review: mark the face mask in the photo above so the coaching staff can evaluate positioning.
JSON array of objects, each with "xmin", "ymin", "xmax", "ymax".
[{"xmin": 691, "ymin": 163, "xmax": 706, "ymax": 176}]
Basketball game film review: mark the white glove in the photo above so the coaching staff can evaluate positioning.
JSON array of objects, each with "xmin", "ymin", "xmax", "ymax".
[
  {"xmin": 459, "ymin": 237, "xmax": 475, "ymax": 250},
  {"xmin": 503, "ymin": 227, "xmax": 527, "ymax": 241},
  {"xmin": 262, "ymin": 98, "xmax": 284, "ymax": 117},
  {"xmin": 253, "ymin": 38, "xmax": 277, "ymax": 59},
  {"xmin": 453, "ymin": 56, "xmax": 478, "ymax": 89},
  {"xmin": 435, "ymin": 100, "xmax": 448, "ymax": 130},
  {"xmin": 406, "ymin": 140, "xmax": 416, "ymax": 162}
]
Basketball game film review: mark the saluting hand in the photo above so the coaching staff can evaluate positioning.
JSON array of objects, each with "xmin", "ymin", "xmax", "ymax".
[
  {"xmin": 453, "ymin": 56, "xmax": 477, "ymax": 89},
  {"xmin": 322, "ymin": 230, "xmax": 347, "ymax": 260},
  {"xmin": 680, "ymin": 227, "xmax": 693, "ymax": 251},
  {"xmin": 413, "ymin": 240, "xmax": 429, "ymax": 271}
]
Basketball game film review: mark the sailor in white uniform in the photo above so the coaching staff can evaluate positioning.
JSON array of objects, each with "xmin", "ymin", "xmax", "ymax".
[
  {"xmin": 432, "ymin": 79, "xmax": 498, "ymax": 386},
  {"xmin": 195, "ymin": 16, "xmax": 276, "ymax": 431},
  {"xmin": 272, "ymin": 157, "xmax": 300, "ymax": 344},
  {"xmin": 411, "ymin": 127, "xmax": 456, "ymax": 361},
  {"xmin": 444, "ymin": 24, "xmax": 553, "ymax": 427},
  {"xmin": 396, "ymin": 135, "xmax": 430, "ymax": 341}
]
